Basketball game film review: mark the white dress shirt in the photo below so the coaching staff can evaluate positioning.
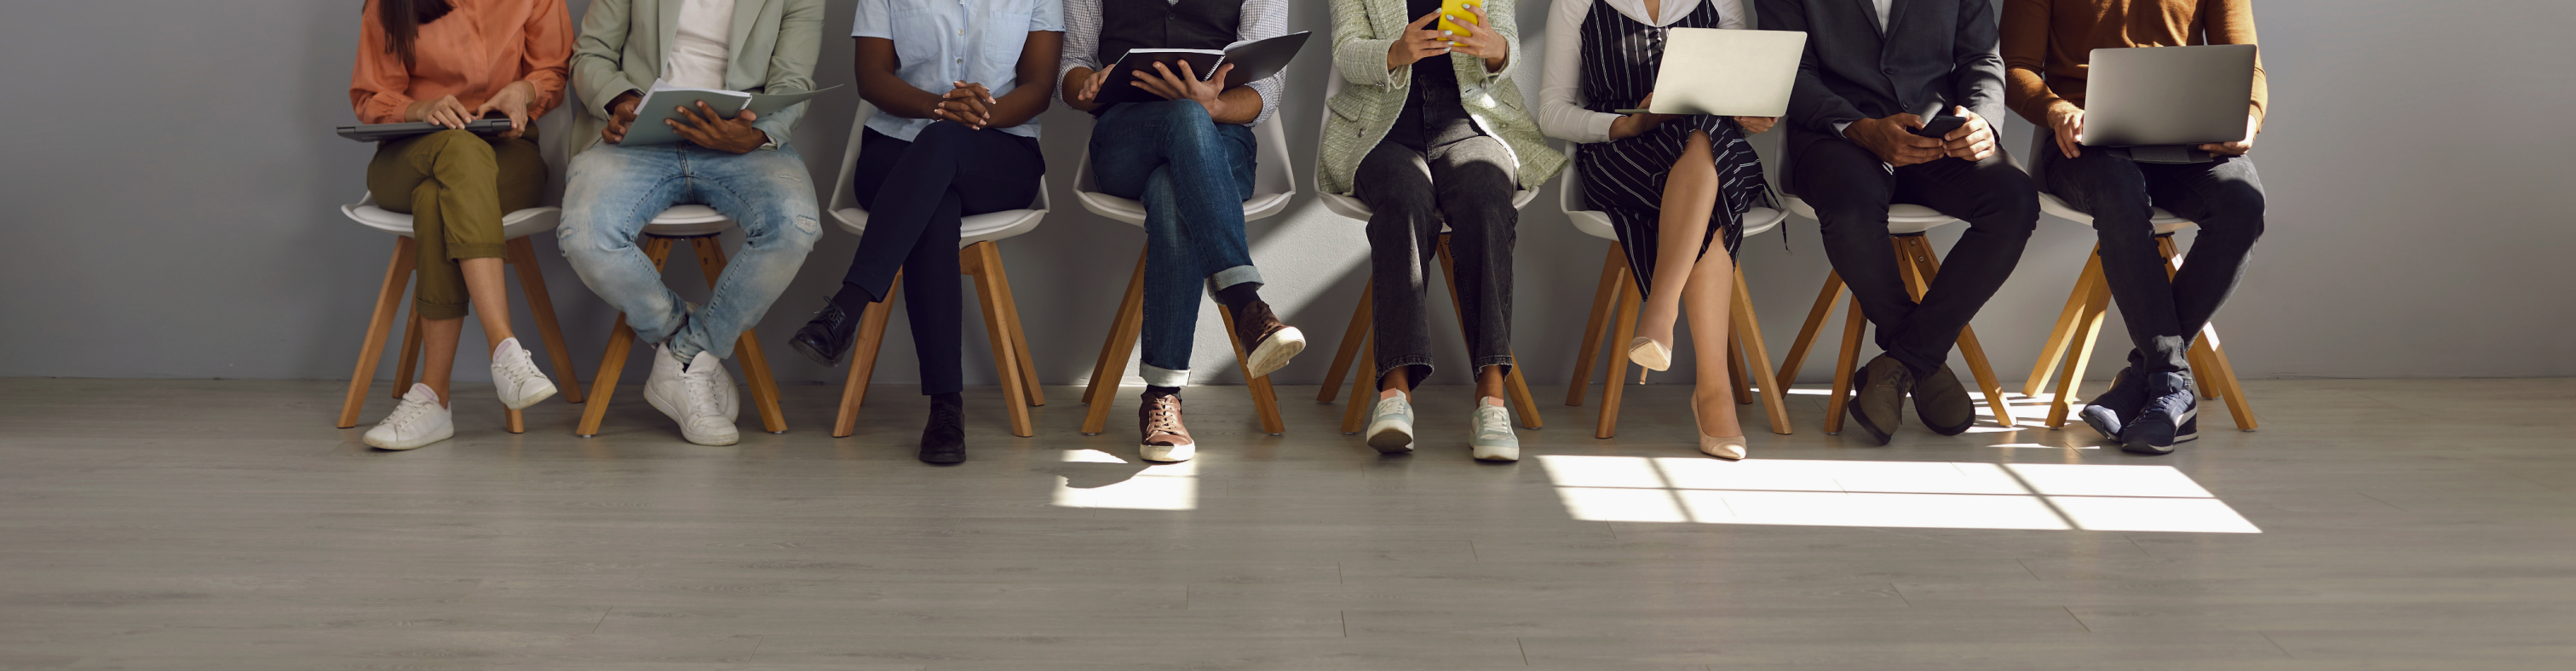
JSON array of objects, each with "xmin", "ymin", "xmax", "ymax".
[
  {"xmin": 664, "ymin": 0, "xmax": 737, "ymax": 90},
  {"xmin": 1537, "ymin": 0, "xmax": 1747, "ymax": 144}
]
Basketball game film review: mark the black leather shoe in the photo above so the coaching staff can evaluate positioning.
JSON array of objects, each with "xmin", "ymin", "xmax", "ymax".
[
  {"xmin": 788, "ymin": 303, "xmax": 858, "ymax": 367},
  {"xmin": 1846, "ymin": 355, "xmax": 1912, "ymax": 445},
  {"xmin": 918, "ymin": 395, "xmax": 966, "ymax": 465}
]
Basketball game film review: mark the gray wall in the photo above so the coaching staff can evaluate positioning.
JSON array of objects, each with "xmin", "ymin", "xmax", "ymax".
[{"xmin": 3, "ymin": 0, "xmax": 2572, "ymax": 392}]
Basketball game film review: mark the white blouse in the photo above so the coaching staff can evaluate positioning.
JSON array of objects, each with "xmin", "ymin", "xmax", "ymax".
[{"xmin": 1537, "ymin": 0, "xmax": 1748, "ymax": 144}]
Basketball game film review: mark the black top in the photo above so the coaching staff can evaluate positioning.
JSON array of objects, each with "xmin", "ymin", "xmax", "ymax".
[
  {"xmin": 1383, "ymin": 0, "xmax": 1482, "ymax": 152},
  {"xmin": 1097, "ymin": 0, "xmax": 1245, "ymax": 70}
]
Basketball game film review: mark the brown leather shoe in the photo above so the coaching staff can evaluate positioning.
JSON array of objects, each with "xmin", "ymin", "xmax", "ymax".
[
  {"xmin": 1846, "ymin": 354, "xmax": 1912, "ymax": 445},
  {"xmin": 1138, "ymin": 390, "xmax": 1196, "ymax": 462},
  {"xmin": 1912, "ymin": 364, "xmax": 1976, "ymax": 436},
  {"xmin": 1231, "ymin": 300, "xmax": 1306, "ymax": 379}
]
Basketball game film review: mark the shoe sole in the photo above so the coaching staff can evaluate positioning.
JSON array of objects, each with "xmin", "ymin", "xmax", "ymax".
[
  {"xmin": 1141, "ymin": 443, "xmax": 1195, "ymax": 462},
  {"xmin": 917, "ymin": 450, "xmax": 967, "ymax": 465},
  {"xmin": 499, "ymin": 381, "xmax": 557, "ymax": 410},
  {"xmin": 1844, "ymin": 369, "xmax": 1895, "ymax": 445},
  {"xmin": 2121, "ymin": 407, "xmax": 2197, "ymax": 456},
  {"xmin": 2078, "ymin": 404, "xmax": 2125, "ymax": 440},
  {"xmin": 1243, "ymin": 328, "xmax": 1306, "ymax": 379},
  {"xmin": 365, "ymin": 423, "xmax": 453, "ymax": 450},
  {"xmin": 1472, "ymin": 444, "xmax": 1520, "ymax": 462},
  {"xmin": 646, "ymin": 384, "xmax": 740, "ymax": 446},
  {"xmin": 788, "ymin": 336, "xmax": 843, "ymax": 368},
  {"xmin": 1365, "ymin": 419, "xmax": 1415, "ymax": 454}
]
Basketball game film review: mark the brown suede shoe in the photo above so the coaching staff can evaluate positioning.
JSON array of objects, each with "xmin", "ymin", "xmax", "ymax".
[
  {"xmin": 1912, "ymin": 364, "xmax": 1976, "ymax": 436},
  {"xmin": 1138, "ymin": 390, "xmax": 1195, "ymax": 462},
  {"xmin": 1231, "ymin": 300, "xmax": 1306, "ymax": 379},
  {"xmin": 1846, "ymin": 354, "xmax": 1913, "ymax": 445}
]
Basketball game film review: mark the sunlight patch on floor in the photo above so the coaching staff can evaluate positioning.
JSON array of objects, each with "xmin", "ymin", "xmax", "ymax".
[
  {"xmin": 1051, "ymin": 450, "xmax": 1199, "ymax": 511},
  {"xmin": 1538, "ymin": 456, "xmax": 2259, "ymax": 533}
]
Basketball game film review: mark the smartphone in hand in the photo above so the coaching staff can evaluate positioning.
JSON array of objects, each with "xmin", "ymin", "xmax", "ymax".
[
  {"xmin": 1439, "ymin": 0, "xmax": 1479, "ymax": 37},
  {"xmin": 1910, "ymin": 112, "xmax": 1967, "ymax": 139}
]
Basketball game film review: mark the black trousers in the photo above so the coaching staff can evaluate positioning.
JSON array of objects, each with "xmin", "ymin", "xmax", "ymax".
[
  {"xmin": 2038, "ymin": 148, "xmax": 2265, "ymax": 375},
  {"xmin": 1354, "ymin": 135, "xmax": 1519, "ymax": 387},
  {"xmin": 1791, "ymin": 140, "xmax": 2038, "ymax": 376},
  {"xmin": 842, "ymin": 122, "xmax": 1044, "ymax": 396}
]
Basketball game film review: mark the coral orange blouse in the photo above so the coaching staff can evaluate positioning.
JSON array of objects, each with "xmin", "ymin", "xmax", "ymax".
[{"xmin": 350, "ymin": 0, "xmax": 572, "ymax": 124}]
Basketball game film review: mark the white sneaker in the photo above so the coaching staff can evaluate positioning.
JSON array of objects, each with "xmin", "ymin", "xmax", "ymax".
[
  {"xmin": 1469, "ymin": 400, "xmax": 1520, "ymax": 462},
  {"xmin": 644, "ymin": 345, "xmax": 739, "ymax": 446},
  {"xmin": 364, "ymin": 383, "xmax": 454, "ymax": 450},
  {"xmin": 1364, "ymin": 391, "xmax": 1416, "ymax": 454},
  {"xmin": 489, "ymin": 338, "xmax": 558, "ymax": 410}
]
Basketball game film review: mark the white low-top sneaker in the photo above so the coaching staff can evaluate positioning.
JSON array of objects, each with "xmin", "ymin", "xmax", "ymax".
[
  {"xmin": 364, "ymin": 383, "xmax": 454, "ymax": 450},
  {"xmin": 1364, "ymin": 391, "xmax": 1416, "ymax": 454},
  {"xmin": 644, "ymin": 345, "xmax": 739, "ymax": 446},
  {"xmin": 489, "ymin": 338, "xmax": 558, "ymax": 410},
  {"xmin": 1468, "ymin": 400, "xmax": 1520, "ymax": 462}
]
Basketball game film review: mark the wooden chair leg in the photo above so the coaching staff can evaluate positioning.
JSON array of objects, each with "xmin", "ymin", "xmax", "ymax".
[
  {"xmin": 1824, "ymin": 299, "xmax": 1867, "ymax": 435},
  {"xmin": 963, "ymin": 242, "xmax": 1034, "ymax": 438},
  {"xmin": 2026, "ymin": 249, "xmax": 2103, "ymax": 398},
  {"xmin": 1596, "ymin": 279, "xmax": 1642, "ymax": 439},
  {"xmin": 1732, "ymin": 266, "xmax": 1793, "ymax": 435},
  {"xmin": 394, "ymin": 309, "xmax": 424, "ymax": 399},
  {"xmin": 577, "ymin": 237, "xmax": 675, "ymax": 437},
  {"xmin": 1567, "ymin": 244, "xmax": 1627, "ymax": 407},
  {"xmin": 1084, "ymin": 249, "xmax": 1149, "ymax": 408},
  {"xmin": 1340, "ymin": 334, "xmax": 1377, "ymax": 433},
  {"xmin": 976, "ymin": 242, "xmax": 1044, "ymax": 407},
  {"xmin": 1316, "ymin": 279, "xmax": 1374, "ymax": 404},
  {"xmin": 832, "ymin": 272, "xmax": 900, "ymax": 438},
  {"xmin": 1777, "ymin": 271, "xmax": 1846, "ymax": 389},
  {"xmin": 1728, "ymin": 332, "xmax": 1754, "ymax": 404},
  {"xmin": 506, "ymin": 237, "xmax": 584, "ymax": 404},
  {"xmin": 1502, "ymin": 354, "xmax": 1543, "ymax": 430},
  {"xmin": 1216, "ymin": 306, "xmax": 1288, "ymax": 435},
  {"xmin": 338, "ymin": 237, "xmax": 417, "ymax": 428},
  {"xmin": 2045, "ymin": 266, "xmax": 2114, "ymax": 428},
  {"xmin": 1896, "ymin": 236, "xmax": 2015, "ymax": 427},
  {"xmin": 689, "ymin": 238, "xmax": 787, "ymax": 434},
  {"xmin": 2158, "ymin": 236, "xmax": 2257, "ymax": 429}
]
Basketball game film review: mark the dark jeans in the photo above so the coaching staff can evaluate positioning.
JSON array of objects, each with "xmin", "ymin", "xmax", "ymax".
[
  {"xmin": 1791, "ymin": 141, "xmax": 2038, "ymax": 376},
  {"xmin": 2038, "ymin": 148, "xmax": 2265, "ymax": 375},
  {"xmin": 1354, "ymin": 136, "xmax": 1517, "ymax": 387},
  {"xmin": 843, "ymin": 123, "xmax": 1045, "ymax": 396},
  {"xmin": 1089, "ymin": 100, "xmax": 1260, "ymax": 388}
]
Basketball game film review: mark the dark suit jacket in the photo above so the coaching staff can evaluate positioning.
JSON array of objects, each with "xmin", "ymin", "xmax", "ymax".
[{"xmin": 1757, "ymin": 0, "xmax": 2005, "ymax": 173}]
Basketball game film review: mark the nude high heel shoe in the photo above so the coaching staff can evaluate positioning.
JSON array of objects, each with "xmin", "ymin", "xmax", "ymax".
[
  {"xmin": 1627, "ymin": 337, "xmax": 1671, "ymax": 383},
  {"xmin": 1690, "ymin": 390, "xmax": 1748, "ymax": 460}
]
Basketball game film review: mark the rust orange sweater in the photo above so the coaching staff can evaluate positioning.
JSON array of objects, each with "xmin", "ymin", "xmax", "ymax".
[
  {"xmin": 2001, "ymin": 0, "xmax": 2267, "ymax": 129},
  {"xmin": 349, "ymin": 0, "xmax": 572, "ymax": 124}
]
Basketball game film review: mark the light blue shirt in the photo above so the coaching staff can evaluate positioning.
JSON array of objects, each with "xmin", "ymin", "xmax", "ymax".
[{"xmin": 853, "ymin": 0, "xmax": 1065, "ymax": 141}]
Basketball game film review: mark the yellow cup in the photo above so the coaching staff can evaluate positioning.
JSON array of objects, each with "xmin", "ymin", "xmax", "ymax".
[{"xmin": 1438, "ymin": 0, "xmax": 1479, "ymax": 37}]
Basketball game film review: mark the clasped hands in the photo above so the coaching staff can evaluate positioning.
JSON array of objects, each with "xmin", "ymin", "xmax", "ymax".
[
  {"xmin": 1845, "ymin": 106, "xmax": 1998, "ymax": 166},
  {"xmin": 601, "ymin": 92, "xmax": 770, "ymax": 153}
]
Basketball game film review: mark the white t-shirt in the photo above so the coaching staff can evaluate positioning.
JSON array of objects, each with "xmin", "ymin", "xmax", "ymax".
[{"xmin": 665, "ymin": 0, "xmax": 737, "ymax": 89}]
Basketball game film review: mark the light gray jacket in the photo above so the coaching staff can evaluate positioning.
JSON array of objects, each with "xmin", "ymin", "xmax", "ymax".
[
  {"xmin": 1319, "ymin": 0, "xmax": 1565, "ymax": 196},
  {"xmin": 567, "ymin": 0, "xmax": 825, "ymax": 155}
]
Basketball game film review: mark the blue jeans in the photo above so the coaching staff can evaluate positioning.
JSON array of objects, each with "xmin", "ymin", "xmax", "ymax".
[
  {"xmin": 2038, "ymin": 148, "xmax": 2265, "ymax": 376},
  {"xmin": 557, "ymin": 144, "xmax": 821, "ymax": 361},
  {"xmin": 1089, "ymin": 100, "xmax": 1259, "ymax": 387}
]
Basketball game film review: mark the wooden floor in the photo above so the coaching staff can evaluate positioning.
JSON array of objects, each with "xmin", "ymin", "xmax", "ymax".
[{"xmin": 3, "ymin": 376, "xmax": 2572, "ymax": 670}]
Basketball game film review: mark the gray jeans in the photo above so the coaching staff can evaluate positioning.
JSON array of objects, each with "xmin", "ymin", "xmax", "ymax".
[{"xmin": 1354, "ymin": 136, "xmax": 1519, "ymax": 387}]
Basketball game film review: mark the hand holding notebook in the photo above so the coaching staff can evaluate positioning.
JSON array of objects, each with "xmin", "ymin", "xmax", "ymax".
[
  {"xmin": 613, "ymin": 81, "xmax": 839, "ymax": 147},
  {"xmin": 1092, "ymin": 32, "xmax": 1310, "ymax": 107}
]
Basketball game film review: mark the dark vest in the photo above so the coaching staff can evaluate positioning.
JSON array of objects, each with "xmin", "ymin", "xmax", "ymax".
[{"xmin": 1096, "ymin": 0, "xmax": 1244, "ymax": 66}]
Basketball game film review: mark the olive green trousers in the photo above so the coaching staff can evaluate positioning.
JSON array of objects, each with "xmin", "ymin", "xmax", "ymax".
[{"xmin": 365, "ymin": 129, "xmax": 544, "ymax": 320}]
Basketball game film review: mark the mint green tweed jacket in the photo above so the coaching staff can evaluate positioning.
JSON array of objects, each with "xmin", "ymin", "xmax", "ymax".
[{"xmin": 1320, "ymin": 0, "xmax": 1565, "ymax": 197}]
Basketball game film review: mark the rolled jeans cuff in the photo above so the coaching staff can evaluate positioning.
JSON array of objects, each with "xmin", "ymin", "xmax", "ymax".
[
  {"xmin": 1139, "ymin": 364, "xmax": 1189, "ymax": 388},
  {"xmin": 446, "ymin": 243, "xmax": 508, "ymax": 261},
  {"xmin": 1206, "ymin": 265, "xmax": 1262, "ymax": 294},
  {"xmin": 414, "ymin": 298, "xmax": 469, "ymax": 322}
]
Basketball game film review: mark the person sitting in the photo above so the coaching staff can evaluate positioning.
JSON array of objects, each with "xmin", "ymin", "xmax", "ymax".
[
  {"xmin": 1058, "ymin": 0, "xmax": 1303, "ymax": 463},
  {"xmin": 786, "ymin": 0, "xmax": 1064, "ymax": 465},
  {"xmin": 348, "ymin": 0, "xmax": 570, "ymax": 450},
  {"xmin": 557, "ymin": 0, "xmax": 824, "ymax": 446},
  {"xmin": 2004, "ymin": 0, "xmax": 2268, "ymax": 455},
  {"xmin": 1324, "ymin": 0, "xmax": 1563, "ymax": 462},
  {"xmin": 1539, "ymin": 0, "xmax": 1774, "ymax": 460},
  {"xmin": 1759, "ymin": 0, "xmax": 2040, "ymax": 444}
]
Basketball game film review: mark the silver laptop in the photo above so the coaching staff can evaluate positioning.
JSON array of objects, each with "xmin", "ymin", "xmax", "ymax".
[
  {"xmin": 2081, "ymin": 44, "xmax": 2257, "ymax": 161},
  {"xmin": 1636, "ymin": 29, "xmax": 1807, "ymax": 118}
]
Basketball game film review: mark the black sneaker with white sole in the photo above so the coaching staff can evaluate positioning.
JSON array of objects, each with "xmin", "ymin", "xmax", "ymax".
[{"xmin": 2121, "ymin": 371, "xmax": 2198, "ymax": 456}]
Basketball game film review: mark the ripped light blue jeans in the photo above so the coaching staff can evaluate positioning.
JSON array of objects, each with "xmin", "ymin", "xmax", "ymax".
[{"xmin": 558, "ymin": 143, "xmax": 820, "ymax": 361}]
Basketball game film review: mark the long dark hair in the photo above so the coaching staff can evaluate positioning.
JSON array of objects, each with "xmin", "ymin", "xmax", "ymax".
[{"xmin": 377, "ymin": 0, "xmax": 456, "ymax": 69}]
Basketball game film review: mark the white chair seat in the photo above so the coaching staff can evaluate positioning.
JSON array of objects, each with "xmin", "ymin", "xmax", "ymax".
[
  {"xmin": 1782, "ymin": 196, "xmax": 1958, "ymax": 235},
  {"xmin": 825, "ymin": 102, "xmax": 1051, "ymax": 247},
  {"xmin": 2038, "ymin": 192, "xmax": 2194, "ymax": 234},
  {"xmin": 342, "ymin": 193, "xmax": 561, "ymax": 240},
  {"xmin": 1317, "ymin": 189, "xmax": 1539, "ymax": 227},
  {"xmin": 640, "ymin": 205, "xmax": 733, "ymax": 237}
]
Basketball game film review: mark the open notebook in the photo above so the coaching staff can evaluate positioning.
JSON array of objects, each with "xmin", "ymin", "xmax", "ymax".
[{"xmin": 1092, "ymin": 32, "xmax": 1310, "ymax": 107}]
